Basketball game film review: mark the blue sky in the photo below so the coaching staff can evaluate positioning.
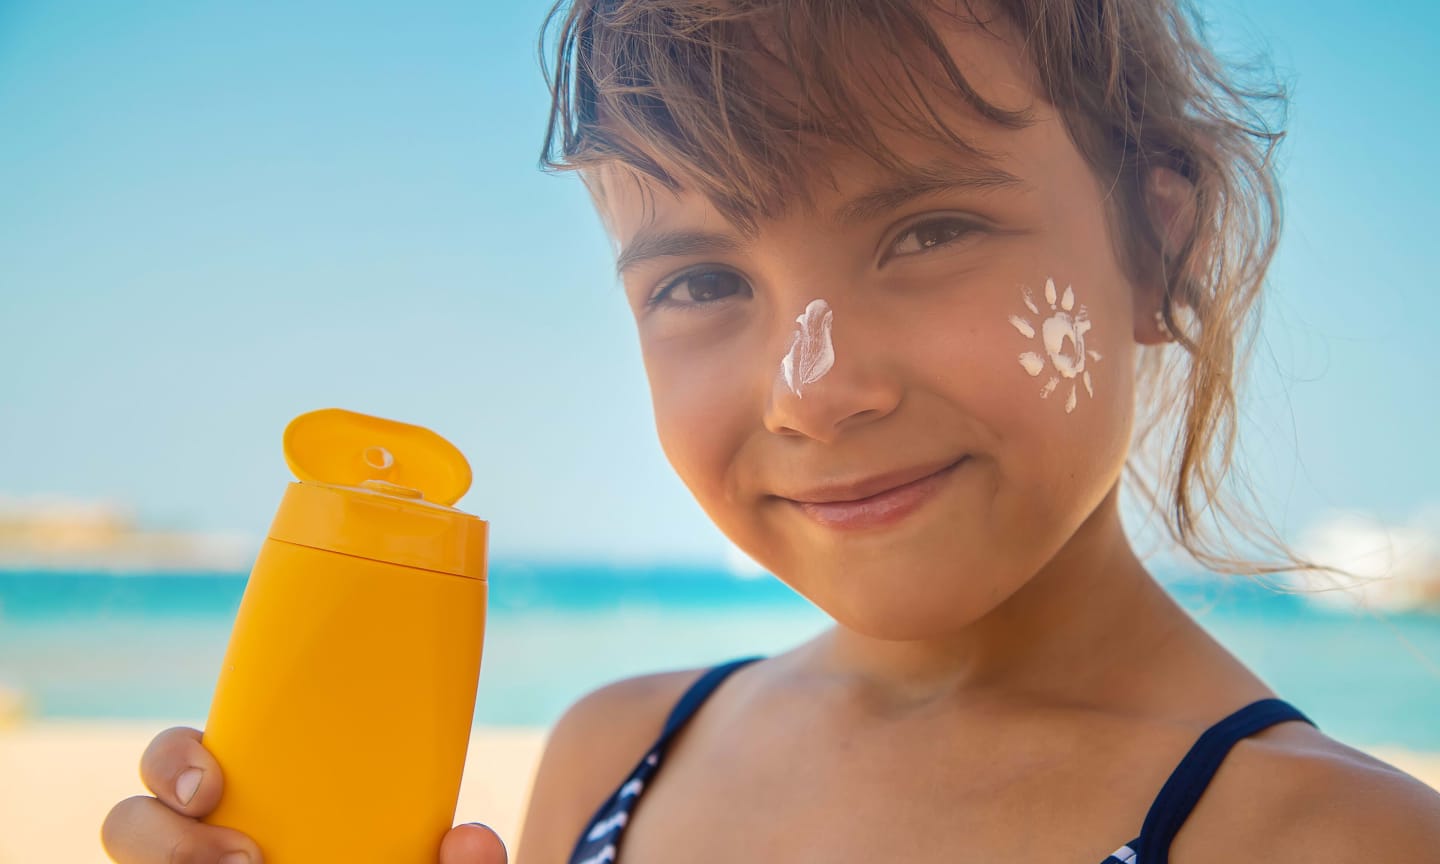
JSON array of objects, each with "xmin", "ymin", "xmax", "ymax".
[{"xmin": 1, "ymin": 0, "xmax": 1435, "ymax": 564}]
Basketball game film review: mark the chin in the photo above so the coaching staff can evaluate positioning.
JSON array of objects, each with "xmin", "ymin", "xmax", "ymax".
[{"xmin": 781, "ymin": 551, "xmax": 1022, "ymax": 641}]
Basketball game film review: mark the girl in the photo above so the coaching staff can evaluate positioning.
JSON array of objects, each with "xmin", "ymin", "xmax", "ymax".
[{"xmin": 102, "ymin": 1, "xmax": 1440, "ymax": 862}]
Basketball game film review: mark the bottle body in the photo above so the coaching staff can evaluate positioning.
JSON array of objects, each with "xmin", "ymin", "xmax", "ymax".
[{"xmin": 202, "ymin": 536, "xmax": 486, "ymax": 862}]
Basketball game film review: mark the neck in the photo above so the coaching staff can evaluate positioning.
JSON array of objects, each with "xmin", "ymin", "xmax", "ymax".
[{"xmin": 810, "ymin": 488, "xmax": 1190, "ymax": 711}]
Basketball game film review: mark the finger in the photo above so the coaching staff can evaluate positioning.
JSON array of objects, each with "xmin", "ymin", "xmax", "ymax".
[
  {"xmin": 138, "ymin": 726, "xmax": 225, "ymax": 817},
  {"xmin": 439, "ymin": 822, "xmax": 508, "ymax": 864},
  {"xmin": 101, "ymin": 794, "xmax": 264, "ymax": 864}
]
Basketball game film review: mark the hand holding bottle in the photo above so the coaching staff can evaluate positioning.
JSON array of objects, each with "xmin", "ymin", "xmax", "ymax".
[{"xmin": 100, "ymin": 726, "xmax": 509, "ymax": 864}]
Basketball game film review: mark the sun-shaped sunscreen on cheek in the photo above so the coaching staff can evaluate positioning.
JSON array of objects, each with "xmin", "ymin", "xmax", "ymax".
[
  {"xmin": 1010, "ymin": 278, "xmax": 1103, "ymax": 414},
  {"xmin": 781, "ymin": 299, "xmax": 835, "ymax": 398}
]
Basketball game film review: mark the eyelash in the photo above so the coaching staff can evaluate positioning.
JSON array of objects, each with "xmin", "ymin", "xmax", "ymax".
[
  {"xmin": 645, "ymin": 216, "xmax": 981, "ymax": 309},
  {"xmin": 885, "ymin": 215, "xmax": 983, "ymax": 260},
  {"xmin": 647, "ymin": 266, "xmax": 752, "ymax": 310}
]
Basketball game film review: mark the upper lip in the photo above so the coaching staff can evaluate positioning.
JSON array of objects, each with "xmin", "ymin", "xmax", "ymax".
[{"xmin": 779, "ymin": 457, "xmax": 964, "ymax": 504}]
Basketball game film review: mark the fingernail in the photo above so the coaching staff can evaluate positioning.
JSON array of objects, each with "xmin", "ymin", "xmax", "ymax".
[
  {"xmin": 218, "ymin": 853, "xmax": 250, "ymax": 864},
  {"xmin": 175, "ymin": 767, "xmax": 203, "ymax": 805}
]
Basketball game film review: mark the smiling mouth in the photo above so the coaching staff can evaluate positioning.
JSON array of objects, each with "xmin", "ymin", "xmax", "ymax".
[
  {"xmin": 781, "ymin": 457, "xmax": 968, "ymax": 531},
  {"xmin": 782, "ymin": 456, "xmax": 966, "ymax": 503}
]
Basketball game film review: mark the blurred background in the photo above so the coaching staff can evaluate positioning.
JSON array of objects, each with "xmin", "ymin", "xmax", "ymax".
[{"xmin": 0, "ymin": 0, "xmax": 1438, "ymax": 859}]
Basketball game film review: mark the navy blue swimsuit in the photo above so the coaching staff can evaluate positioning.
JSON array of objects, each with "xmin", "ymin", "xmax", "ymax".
[{"xmin": 568, "ymin": 656, "xmax": 1316, "ymax": 864}]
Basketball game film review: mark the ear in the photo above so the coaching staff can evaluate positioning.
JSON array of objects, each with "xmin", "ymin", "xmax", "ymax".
[{"xmin": 1132, "ymin": 165, "xmax": 1197, "ymax": 345}]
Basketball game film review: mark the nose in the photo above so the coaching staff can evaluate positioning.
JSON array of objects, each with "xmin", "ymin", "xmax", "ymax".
[{"xmin": 763, "ymin": 299, "xmax": 901, "ymax": 443}]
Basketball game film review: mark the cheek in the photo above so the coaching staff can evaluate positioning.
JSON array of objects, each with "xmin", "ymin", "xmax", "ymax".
[
  {"xmin": 907, "ymin": 275, "xmax": 1135, "ymax": 503},
  {"xmin": 985, "ymin": 277, "xmax": 1136, "ymax": 510},
  {"xmin": 642, "ymin": 341, "xmax": 758, "ymax": 502}
]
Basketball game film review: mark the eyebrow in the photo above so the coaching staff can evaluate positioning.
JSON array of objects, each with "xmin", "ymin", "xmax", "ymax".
[
  {"xmin": 615, "ymin": 229, "xmax": 746, "ymax": 277},
  {"xmin": 834, "ymin": 158, "xmax": 1027, "ymax": 225},
  {"xmin": 613, "ymin": 158, "xmax": 1025, "ymax": 276}
]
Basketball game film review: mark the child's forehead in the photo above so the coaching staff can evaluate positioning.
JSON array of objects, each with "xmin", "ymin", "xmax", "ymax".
[
  {"xmin": 584, "ymin": 10, "xmax": 1051, "ymax": 240},
  {"xmin": 594, "ymin": 130, "xmax": 1037, "ymax": 242}
]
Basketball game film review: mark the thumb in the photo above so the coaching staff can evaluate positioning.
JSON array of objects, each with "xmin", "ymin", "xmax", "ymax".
[{"xmin": 440, "ymin": 822, "xmax": 508, "ymax": 864}]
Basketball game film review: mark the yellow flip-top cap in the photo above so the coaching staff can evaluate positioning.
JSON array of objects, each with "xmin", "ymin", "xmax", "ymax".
[
  {"xmin": 283, "ymin": 408, "xmax": 472, "ymax": 506},
  {"xmin": 270, "ymin": 408, "xmax": 486, "ymax": 579}
]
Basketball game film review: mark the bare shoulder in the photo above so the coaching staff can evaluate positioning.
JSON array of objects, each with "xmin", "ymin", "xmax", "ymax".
[
  {"xmin": 1196, "ymin": 726, "xmax": 1440, "ymax": 863},
  {"xmin": 1268, "ymin": 738, "xmax": 1440, "ymax": 862},
  {"xmin": 511, "ymin": 665, "xmax": 713, "ymax": 864}
]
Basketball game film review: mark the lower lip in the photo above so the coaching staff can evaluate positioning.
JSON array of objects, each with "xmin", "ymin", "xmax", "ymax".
[{"xmin": 788, "ymin": 459, "xmax": 966, "ymax": 532}]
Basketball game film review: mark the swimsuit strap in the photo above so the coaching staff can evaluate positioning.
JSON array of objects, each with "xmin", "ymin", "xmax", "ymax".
[
  {"xmin": 1135, "ymin": 698, "xmax": 1317, "ymax": 863},
  {"xmin": 658, "ymin": 655, "xmax": 766, "ymax": 745},
  {"xmin": 565, "ymin": 656, "xmax": 765, "ymax": 864}
]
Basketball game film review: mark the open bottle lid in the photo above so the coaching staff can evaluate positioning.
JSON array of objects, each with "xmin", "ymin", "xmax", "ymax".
[
  {"xmin": 268, "ymin": 408, "xmax": 486, "ymax": 579},
  {"xmin": 283, "ymin": 408, "xmax": 472, "ymax": 506}
]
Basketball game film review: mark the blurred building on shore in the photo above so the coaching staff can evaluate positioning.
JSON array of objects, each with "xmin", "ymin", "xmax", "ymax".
[{"xmin": 0, "ymin": 494, "xmax": 256, "ymax": 573}]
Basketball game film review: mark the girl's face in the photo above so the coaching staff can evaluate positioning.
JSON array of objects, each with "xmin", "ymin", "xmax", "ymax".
[{"xmin": 600, "ymin": 22, "xmax": 1155, "ymax": 641}]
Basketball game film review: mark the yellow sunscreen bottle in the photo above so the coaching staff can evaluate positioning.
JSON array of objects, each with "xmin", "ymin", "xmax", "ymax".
[{"xmin": 201, "ymin": 408, "xmax": 488, "ymax": 863}]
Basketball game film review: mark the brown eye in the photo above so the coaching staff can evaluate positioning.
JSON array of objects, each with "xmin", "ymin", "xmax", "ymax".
[
  {"xmin": 890, "ymin": 218, "xmax": 979, "ymax": 257},
  {"xmin": 649, "ymin": 268, "xmax": 751, "ymax": 308}
]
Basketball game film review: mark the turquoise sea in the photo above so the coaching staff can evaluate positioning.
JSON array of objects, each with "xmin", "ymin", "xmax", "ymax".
[{"xmin": 1, "ymin": 565, "xmax": 1437, "ymax": 749}]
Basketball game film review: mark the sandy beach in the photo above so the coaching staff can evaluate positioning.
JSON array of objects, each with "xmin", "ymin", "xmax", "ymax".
[
  {"xmin": 0, "ymin": 722, "xmax": 547, "ymax": 864},
  {"xmin": 2, "ymin": 721, "xmax": 1438, "ymax": 864}
]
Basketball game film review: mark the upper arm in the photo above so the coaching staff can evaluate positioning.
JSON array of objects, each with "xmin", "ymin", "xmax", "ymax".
[
  {"xmin": 510, "ymin": 667, "xmax": 708, "ymax": 864},
  {"xmin": 1318, "ymin": 769, "xmax": 1440, "ymax": 861},
  {"xmin": 1255, "ymin": 751, "xmax": 1440, "ymax": 863}
]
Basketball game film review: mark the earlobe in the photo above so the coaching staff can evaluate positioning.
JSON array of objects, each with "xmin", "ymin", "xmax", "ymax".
[
  {"xmin": 1133, "ymin": 300, "xmax": 1174, "ymax": 346},
  {"xmin": 1133, "ymin": 165, "xmax": 1197, "ymax": 345}
]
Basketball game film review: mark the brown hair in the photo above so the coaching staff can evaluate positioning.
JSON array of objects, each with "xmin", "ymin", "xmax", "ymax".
[{"xmin": 537, "ymin": 0, "xmax": 1323, "ymax": 582}]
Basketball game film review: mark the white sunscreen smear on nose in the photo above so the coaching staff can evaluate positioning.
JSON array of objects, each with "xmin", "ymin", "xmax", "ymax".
[{"xmin": 781, "ymin": 299, "xmax": 835, "ymax": 398}]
